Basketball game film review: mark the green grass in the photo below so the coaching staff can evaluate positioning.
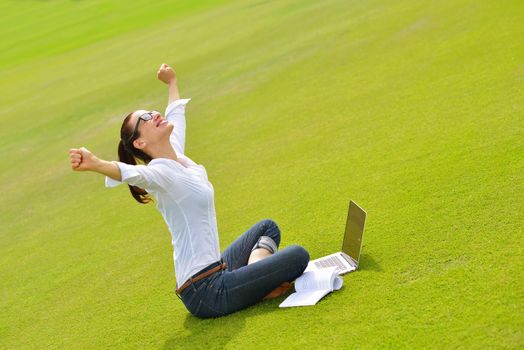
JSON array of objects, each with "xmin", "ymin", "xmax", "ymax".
[{"xmin": 1, "ymin": 0, "xmax": 523, "ymax": 348}]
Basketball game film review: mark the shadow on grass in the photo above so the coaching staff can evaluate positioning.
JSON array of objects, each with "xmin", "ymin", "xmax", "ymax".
[
  {"xmin": 163, "ymin": 313, "xmax": 244, "ymax": 349},
  {"xmin": 163, "ymin": 299, "xmax": 280, "ymax": 349},
  {"xmin": 162, "ymin": 255, "xmax": 382, "ymax": 349},
  {"xmin": 358, "ymin": 253, "xmax": 383, "ymax": 272}
]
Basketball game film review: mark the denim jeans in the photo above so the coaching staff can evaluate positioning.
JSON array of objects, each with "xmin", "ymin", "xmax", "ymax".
[{"xmin": 179, "ymin": 219, "xmax": 310, "ymax": 318}]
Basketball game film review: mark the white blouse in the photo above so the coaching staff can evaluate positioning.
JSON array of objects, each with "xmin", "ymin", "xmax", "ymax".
[{"xmin": 105, "ymin": 98, "xmax": 221, "ymax": 288}]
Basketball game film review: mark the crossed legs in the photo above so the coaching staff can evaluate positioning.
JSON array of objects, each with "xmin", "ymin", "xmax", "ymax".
[{"xmin": 220, "ymin": 219, "xmax": 309, "ymax": 308}]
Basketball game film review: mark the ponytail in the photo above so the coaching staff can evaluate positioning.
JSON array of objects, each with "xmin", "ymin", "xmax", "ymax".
[
  {"xmin": 118, "ymin": 112, "xmax": 154, "ymax": 204},
  {"xmin": 118, "ymin": 140, "xmax": 152, "ymax": 204}
]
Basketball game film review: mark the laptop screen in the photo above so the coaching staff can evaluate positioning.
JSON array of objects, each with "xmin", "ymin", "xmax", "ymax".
[{"xmin": 341, "ymin": 201, "xmax": 366, "ymax": 263}]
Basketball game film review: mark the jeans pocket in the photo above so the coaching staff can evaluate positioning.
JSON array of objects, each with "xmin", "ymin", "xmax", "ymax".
[
  {"xmin": 207, "ymin": 272, "xmax": 224, "ymax": 290},
  {"xmin": 181, "ymin": 288, "xmax": 196, "ymax": 309},
  {"xmin": 200, "ymin": 282, "xmax": 227, "ymax": 318},
  {"xmin": 188, "ymin": 281, "xmax": 210, "ymax": 317},
  {"xmin": 191, "ymin": 279, "xmax": 226, "ymax": 318},
  {"xmin": 182, "ymin": 280, "xmax": 207, "ymax": 311}
]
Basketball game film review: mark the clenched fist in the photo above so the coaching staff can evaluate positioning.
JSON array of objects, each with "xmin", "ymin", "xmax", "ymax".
[
  {"xmin": 157, "ymin": 63, "xmax": 176, "ymax": 85},
  {"xmin": 69, "ymin": 147, "xmax": 99, "ymax": 171}
]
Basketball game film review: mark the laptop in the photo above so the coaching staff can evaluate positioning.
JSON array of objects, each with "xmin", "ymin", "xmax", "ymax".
[{"xmin": 305, "ymin": 200, "xmax": 367, "ymax": 275}]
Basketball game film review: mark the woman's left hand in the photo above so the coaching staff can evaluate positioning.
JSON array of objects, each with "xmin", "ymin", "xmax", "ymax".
[{"xmin": 157, "ymin": 63, "xmax": 176, "ymax": 85}]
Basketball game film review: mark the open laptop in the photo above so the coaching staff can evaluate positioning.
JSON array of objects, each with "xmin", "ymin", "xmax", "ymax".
[{"xmin": 305, "ymin": 200, "xmax": 367, "ymax": 275}]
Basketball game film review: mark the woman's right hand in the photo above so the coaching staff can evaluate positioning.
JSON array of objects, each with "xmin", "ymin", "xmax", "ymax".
[
  {"xmin": 69, "ymin": 147, "xmax": 99, "ymax": 171},
  {"xmin": 157, "ymin": 63, "xmax": 176, "ymax": 85}
]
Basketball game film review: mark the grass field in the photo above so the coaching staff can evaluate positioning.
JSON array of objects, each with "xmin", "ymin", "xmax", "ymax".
[{"xmin": 1, "ymin": 0, "xmax": 523, "ymax": 348}]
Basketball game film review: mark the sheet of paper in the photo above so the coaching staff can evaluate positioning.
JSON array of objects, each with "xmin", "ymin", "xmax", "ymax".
[
  {"xmin": 295, "ymin": 266, "xmax": 338, "ymax": 292},
  {"xmin": 279, "ymin": 290, "xmax": 331, "ymax": 307}
]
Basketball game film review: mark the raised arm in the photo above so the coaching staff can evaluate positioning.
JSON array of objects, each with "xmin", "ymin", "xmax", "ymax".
[
  {"xmin": 157, "ymin": 63, "xmax": 191, "ymax": 155},
  {"xmin": 157, "ymin": 63, "xmax": 179, "ymax": 104}
]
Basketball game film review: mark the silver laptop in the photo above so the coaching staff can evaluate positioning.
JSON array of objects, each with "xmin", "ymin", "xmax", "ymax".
[{"xmin": 305, "ymin": 200, "xmax": 367, "ymax": 275}]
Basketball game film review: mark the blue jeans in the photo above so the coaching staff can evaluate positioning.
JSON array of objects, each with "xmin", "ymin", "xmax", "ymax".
[{"xmin": 179, "ymin": 219, "xmax": 310, "ymax": 318}]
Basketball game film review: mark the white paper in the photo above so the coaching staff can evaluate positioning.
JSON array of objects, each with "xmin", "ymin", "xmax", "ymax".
[
  {"xmin": 295, "ymin": 267, "xmax": 337, "ymax": 291},
  {"xmin": 279, "ymin": 266, "xmax": 343, "ymax": 308},
  {"xmin": 279, "ymin": 290, "xmax": 330, "ymax": 307}
]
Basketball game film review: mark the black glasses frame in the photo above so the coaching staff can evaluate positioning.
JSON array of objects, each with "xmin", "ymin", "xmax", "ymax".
[{"xmin": 127, "ymin": 111, "xmax": 159, "ymax": 144}]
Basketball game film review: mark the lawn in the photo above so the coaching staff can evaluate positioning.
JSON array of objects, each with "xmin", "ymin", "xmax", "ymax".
[{"xmin": 0, "ymin": 0, "xmax": 523, "ymax": 348}]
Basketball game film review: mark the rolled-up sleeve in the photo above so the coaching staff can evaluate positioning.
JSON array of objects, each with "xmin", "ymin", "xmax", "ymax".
[
  {"xmin": 165, "ymin": 98, "xmax": 191, "ymax": 155},
  {"xmin": 105, "ymin": 161, "xmax": 171, "ymax": 191}
]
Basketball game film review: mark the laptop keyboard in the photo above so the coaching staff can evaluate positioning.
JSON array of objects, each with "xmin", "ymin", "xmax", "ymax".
[{"xmin": 315, "ymin": 256, "xmax": 347, "ymax": 271}]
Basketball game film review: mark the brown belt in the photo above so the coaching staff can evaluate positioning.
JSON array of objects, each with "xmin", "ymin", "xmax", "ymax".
[{"xmin": 176, "ymin": 262, "xmax": 227, "ymax": 296}]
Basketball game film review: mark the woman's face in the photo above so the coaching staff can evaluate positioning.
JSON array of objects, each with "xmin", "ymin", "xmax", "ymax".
[{"xmin": 130, "ymin": 110, "xmax": 174, "ymax": 150}]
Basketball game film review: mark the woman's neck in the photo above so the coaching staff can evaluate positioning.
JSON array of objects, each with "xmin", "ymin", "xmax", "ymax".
[{"xmin": 148, "ymin": 143, "xmax": 178, "ymax": 161}]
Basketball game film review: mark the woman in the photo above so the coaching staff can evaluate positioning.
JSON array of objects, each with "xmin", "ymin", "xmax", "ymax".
[{"xmin": 69, "ymin": 63, "xmax": 310, "ymax": 318}]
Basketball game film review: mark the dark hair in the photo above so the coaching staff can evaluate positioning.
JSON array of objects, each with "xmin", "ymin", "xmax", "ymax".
[{"xmin": 118, "ymin": 112, "xmax": 153, "ymax": 204}]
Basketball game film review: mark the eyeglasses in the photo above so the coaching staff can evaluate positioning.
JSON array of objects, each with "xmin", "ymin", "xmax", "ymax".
[{"xmin": 128, "ymin": 111, "xmax": 159, "ymax": 143}]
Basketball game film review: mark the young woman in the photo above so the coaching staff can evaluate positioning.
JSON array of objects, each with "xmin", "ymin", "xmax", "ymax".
[{"xmin": 69, "ymin": 63, "xmax": 310, "ymax": 318}]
